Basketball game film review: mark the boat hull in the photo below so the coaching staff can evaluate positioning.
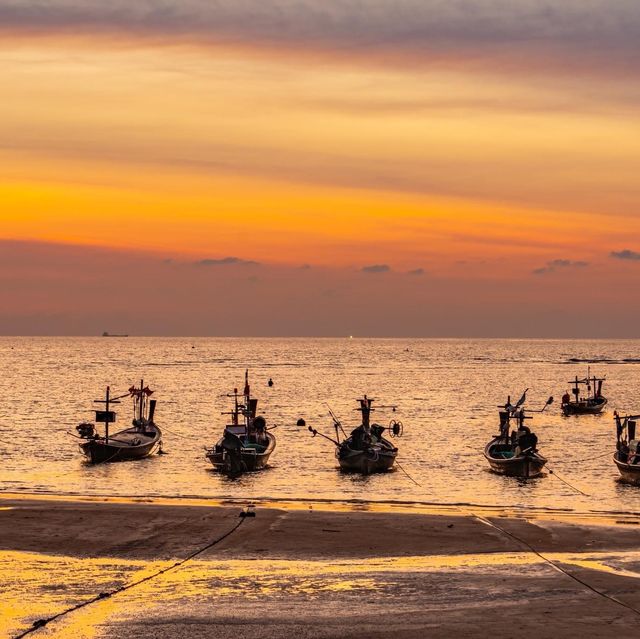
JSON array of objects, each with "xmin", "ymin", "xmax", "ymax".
[
  {"xmin": 614, "ymin": 454, "xmax": 640, "ymax": 485},
  {"xmin": 484, "ymin": 441, "xmax": 547, "ymax": 478},
  {"xmin": 337, "ymin": 439, "xmax": 397, "ymax": 474},
  {"xmin": 562, "ymin": 397, "xmax": 607, "ymax": 415},
  {"xmin": 79, "ymin": 427, "xmax": 162, "ymax": 464},
  {"xmin": 206, "ymin": 433, "xmax": 276, "ymax": 476}
]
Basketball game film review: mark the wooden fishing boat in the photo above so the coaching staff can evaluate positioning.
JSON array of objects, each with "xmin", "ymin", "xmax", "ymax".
[
  {"xmin": 205, "ymin": 371, "xmax": 276, "ymax": 476},
  {"xmin": 76, "ymin": 381, "xmax": 162, "ymax": 464},
  {"xmin": 613, "ymin": 412, "xmax": 640, "ymax": 485},
  {"xmin": 561, "ymin": 369, "xmax": 607, "ymax": 415},
  {"xmin": 484, "ymin": 390, "xmax": 552, "ymax": 479},
  {"xmin": 308, "ymin": 396, "xmax": 403, "ymax": 475}
]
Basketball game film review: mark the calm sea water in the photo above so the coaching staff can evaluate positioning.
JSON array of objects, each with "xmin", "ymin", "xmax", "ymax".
[{"xmin": 1, "ymin": 337, "xmax": 640, "ymax": 513}]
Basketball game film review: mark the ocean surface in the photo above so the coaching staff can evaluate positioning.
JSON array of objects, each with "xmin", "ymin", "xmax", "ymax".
[{"xmin": 1, "ymin": 337, "xmax": 640, "ymax": 514}]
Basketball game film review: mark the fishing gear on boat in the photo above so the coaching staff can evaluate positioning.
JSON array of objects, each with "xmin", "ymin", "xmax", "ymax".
[
  {"xmin": 205, "ymin": 370, "xmax": 276, "ymax": 477},
  {"xmin": 310, "ymin": 396, "xmax": 404, "ymax": 475},
  {"xmin": 388, "ymin": 420, "xmax": 403, "ymax": 437},
  {"xmin": 326, "ymin": 404, "xmax": 347, "ymax": 438},
  {"xmin": 485, "ymin": 391, "xmax": 551, "ymax": 479},
  {"xmin": 75, "ymin": 381, "xmax": 163, "ymax": 464},
  {"xmin": 308, "ymin": 426, "xmax": 340, "ymax": 446}
]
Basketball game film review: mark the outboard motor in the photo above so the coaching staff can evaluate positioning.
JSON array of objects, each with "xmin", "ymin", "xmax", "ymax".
[
  {"xmin": 221, "ymin": 429, "xmax": 246, "ymax": 476},
  {"xmin": 629, "ymin": 420, "xmax": 637, "ymax": 442},
  {"xmin": 148, "ymin": 399, "xmax": 157, "ymax": 423}
]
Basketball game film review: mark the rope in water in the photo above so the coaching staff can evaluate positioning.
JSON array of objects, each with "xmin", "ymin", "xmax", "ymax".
[
  {"xmin": 545, "ymin": 465, "xmax": 590, "ymax": 496},
  {"xmin": 159, "ymin": 425, "xmax": 199, "ymax": 441},
  {"xmin": 394, "ymin": 460, "xmax": 422, "ymax": 487},
  {"xmin": 12, "ymin": 509, "xmax": 252, "ymax": 639},
  {"xmin": 569, "ymin": 450, "xmax": 613, "ymax": 465},
  {"xmin": 472, "ymin": 513, "xmax": 640, "ymax": 618}
]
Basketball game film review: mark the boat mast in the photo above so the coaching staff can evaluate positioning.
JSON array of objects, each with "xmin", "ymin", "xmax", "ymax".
[
  {"xmin": 139, "ymin": 378, "xmax": 144, "ymax": 421},
  {"xmin": 93, "ymin": 386, "xmax": 119, "ymax": 442},
  {"xmin": 243, "ymin": 369, "xmax": 251, "ymax": 430},
  {"xmin": 105, "ymin": 386, "xmax": 110, "ymax": 443},
  {"xmin": 571, "ymin": 376, "xmax": 580, "ymax": 403},
  {"xmin": 359, "ymin": 396, "xmax": 373, "ymax": 431}
]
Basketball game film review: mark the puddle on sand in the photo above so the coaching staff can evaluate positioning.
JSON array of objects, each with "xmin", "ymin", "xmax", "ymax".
[{"xmin": 4, "ymin": 549, "xmax": 640, "ymax": 638}]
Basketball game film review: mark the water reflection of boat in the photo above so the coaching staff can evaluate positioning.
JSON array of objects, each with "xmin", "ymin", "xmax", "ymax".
[
  {"xmin": 76, "ymin": 381, "xmax": 162, "ymax": 464},
  {"xmin": 614, "ymin": 412, "xmax": 640, "ymax": 485},
  {"xmin": 308, "ymin": 396, "xmax": 403, "ymax": 474},
  {"xmin": 561, "ymin": 369, "xmax": 607, "ymax": 415},
  {"xmin": 484, "ymin": 390, "xmax": 552, "ymax": 479},
  {"xmin": 205, "ymin": 371, "xmax": 276, "ymax": 476}
]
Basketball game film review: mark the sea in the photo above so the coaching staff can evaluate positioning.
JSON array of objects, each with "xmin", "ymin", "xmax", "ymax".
[{"xmin": 1, "ymin": 337, "xmax": 640, "ymax": 514}]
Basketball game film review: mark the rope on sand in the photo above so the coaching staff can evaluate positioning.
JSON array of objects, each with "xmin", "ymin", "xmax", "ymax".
[
  {"xmin": 473, "ymin": 513, "xmax": 640, "ymax": 618},
  {"xmin": 13, "ymin": 507, "xmax": 255, "ymax": 638}
]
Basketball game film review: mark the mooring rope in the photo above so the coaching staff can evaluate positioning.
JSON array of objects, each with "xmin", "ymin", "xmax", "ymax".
[
  {"xmin": 545, "ymin": 465, "xmax": 590, "ymax": 496},
  {"xmin": 472, "ymin": 512, "xmax": 640, "ymax": 618},
  {"xmin": 13, "ymin": 508, "xmax": 253, "ymax": 638},
  {"xmin": 394, "ymin": 460, "xmax": 422, "ymax": 487},
  {"xmin": 570, "ymin": 450, "xmax": 612, "ymax": 465},
  {"xmin": 158, "ymin": 425, "xmax": 197, "ymax": 441}
]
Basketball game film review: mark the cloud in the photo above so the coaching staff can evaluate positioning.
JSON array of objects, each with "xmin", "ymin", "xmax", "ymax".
[
  {"xmin": 195, "ymin": 256, "xmax": 259, "ymax": 267},
  {"xmin": 532, "ymin": 259, "xmax": 589, "ymax": 275},
  {"xmin": 408, "ymin": 268, "xmax": 425, "ymax": 276},
  {"xmin": 362, "ymin": 264, "xmax": 391, "ymax": 274},
  {"xmin": 0, "ymin": 1, "xmax": 638, "ymax": 77},
  {"xmin": 610, "ymin": 249, "xmax": 640, "ymax": 261}
]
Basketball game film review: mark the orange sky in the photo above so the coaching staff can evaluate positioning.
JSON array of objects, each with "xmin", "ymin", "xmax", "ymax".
[{"xmin": 1, "ymin": 1, "xmax": 639, "ymax": 335}]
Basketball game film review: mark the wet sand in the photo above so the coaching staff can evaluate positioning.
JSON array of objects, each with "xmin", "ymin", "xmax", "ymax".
[{"xmin": 2, "ymin": 496, "xmax": 640, "ymax": 638}]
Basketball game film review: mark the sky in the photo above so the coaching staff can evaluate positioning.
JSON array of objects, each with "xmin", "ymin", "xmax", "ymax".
[{"xmin": 1, "ymin": 1, "xmax": 639, "ymax": 336}]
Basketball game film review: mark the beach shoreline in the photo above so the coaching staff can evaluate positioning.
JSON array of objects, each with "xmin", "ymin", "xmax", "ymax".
[{"xmin": 3, "ymin": 495, "xmax": 640, "ymax": 638}]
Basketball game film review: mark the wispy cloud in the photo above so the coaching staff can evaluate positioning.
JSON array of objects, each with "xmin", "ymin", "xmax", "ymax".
[
  {"xmin": 610, "ymin": 249, "xmax": 640, "ymax": 261},
  {"xmin": 195, "ymin": 256, "xmax": 259, "ymax": 267},
  {"xmin": 532, "ymin": 258, "xmax": 589, "ymax": 275},
  {"xmin": 0, "ymin": 1, "xmax": 637, "ymax": 76},
  {"xmin": 362, "ymin": 264, "xmax": 390, "ymax": 274}
]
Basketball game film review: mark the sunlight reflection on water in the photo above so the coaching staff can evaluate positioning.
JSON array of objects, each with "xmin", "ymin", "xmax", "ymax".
[{"xmin": 2, "ymin": 337, "xmax": 640, "ymax": 513}]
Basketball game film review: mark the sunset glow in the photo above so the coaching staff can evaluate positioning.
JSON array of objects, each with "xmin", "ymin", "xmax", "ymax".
[{"xmin": 1, "ymin": 1, "xmax": 639, "ymax": 335}]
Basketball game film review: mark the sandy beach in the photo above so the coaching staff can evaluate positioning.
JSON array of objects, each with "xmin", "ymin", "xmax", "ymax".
[{"xmin": 2, "ymin": 495, "xmax": 640, "ymax": 638}]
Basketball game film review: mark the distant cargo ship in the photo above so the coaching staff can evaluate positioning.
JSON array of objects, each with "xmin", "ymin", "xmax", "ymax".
[{"xmin": 102, "ymin": 331, "xmax": 129, "ymax": 337}]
